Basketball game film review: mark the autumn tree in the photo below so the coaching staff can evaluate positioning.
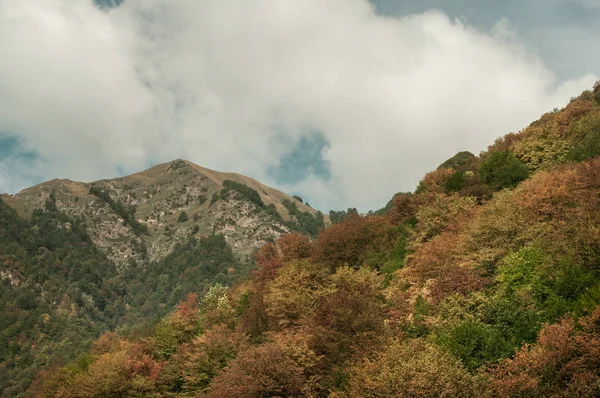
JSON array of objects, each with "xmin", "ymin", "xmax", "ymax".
[
  {"xmin": 311, "ymin": 214, "xmax": 397, "ymax": 271},
  {"xmin": 410, "ymin": 193, "xmax": 476, "ymax": 248},
  {"xmin": 264, "ymin": 260, "xmax": 329, "ymax": 329},
  {"xmin": 206, "ymin": 342, "xmax": 307, "ymax": 398},
  {"xmin": 157, "ymin": 324, "xmax": 248, "ymax": 394},
  {"xmin": 479, "ymin": 150, "xmax": 529, "ymax": 191},
  {"xmin": 153, "ymin": 292, "xmax": 200, "ymax": 359},
  {"xmin": 342, "ymin": 339, "xmax": 482, "ymax": 398},
  {"xmin": 310, "ymin": 267, "xmax": 387, "ymax": 377},
  {"xmin": 489, "ymin": 307, "xmax": 600, "ymax": 397},
  {"xmin": 277, "ymin": 232, "xmax": 312, "ymax": 263},
  {"xmin": 239, "ymin": 243, "xmax": 282, "ymax": 338}
]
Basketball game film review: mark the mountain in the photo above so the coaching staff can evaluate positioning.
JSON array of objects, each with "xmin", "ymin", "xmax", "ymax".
[
  {"xmin": 24, "ymin": 81, "xmax": 600, "ymax": 397},
  {"xmin": 0, "ymin": 160, "xmax": 326, "ymax": 397},
  {"xmin": 2, "ymin": 159, "xmax": 324, "ymax": 269}
]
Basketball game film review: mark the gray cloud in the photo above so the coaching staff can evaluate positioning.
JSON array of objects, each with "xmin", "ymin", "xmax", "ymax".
[
  {"xmin": 372, "ymin": 0, "xmax": 600, "ymax": 82},
  {"xmin": 0, "ymin": 0, "xmax": 597, "ymax": 211}
]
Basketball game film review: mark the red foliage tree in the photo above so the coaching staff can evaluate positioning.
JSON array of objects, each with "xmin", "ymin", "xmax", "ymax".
[
  {"xmin": 254, "ymin": 242, "xmax": 283, "ymax": 284},
  {"xmin": 277, "ymin": 232, "xmax": 312, "ymax": 263},
  {"xmin": 489, "ymin": 307, "xmax": 600, "ymax": 396},
  {"xmin": 310, "ymin": 268, "xmax": 387, "ymax": 372},
  {"xmin": 387, "ymin": 193, "xmax": 418, "ymax": 225},
  {"xmin": 311, "ymin": 215, "xmax": 395, "ymax": 270},
  {"xmin": 206, "ymin": 343, "xmax": 306, "ymax": 398}
]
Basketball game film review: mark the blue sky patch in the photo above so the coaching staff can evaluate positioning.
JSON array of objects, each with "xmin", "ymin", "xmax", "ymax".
[
  {"xmin": 268, "ymin": 132, "xmax": 331, "ymax": 185},
  {"xmin": 0, "ymin": 134, "xmax": 39, "ymax": 163}
]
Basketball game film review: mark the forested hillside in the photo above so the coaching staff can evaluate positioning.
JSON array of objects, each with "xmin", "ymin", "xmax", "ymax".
[
  {"xmin": 0, "ymin": 195, "xmax": 126, "ymax": 396},
  {"xmin": 0, "ymin": 194, "xmax": 253, "ymax": 397},
  {"xmin": 0, "ymin": 158, "xmax": 329, "ymax": 396},
  {"xmin": 13, "ymin": 81, "xmax": 600, "ymax": 396}
]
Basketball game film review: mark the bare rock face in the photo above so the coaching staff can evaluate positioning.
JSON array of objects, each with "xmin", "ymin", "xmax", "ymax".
[{"xmin": 1, "ymin": 159, "xmax": 320, "ymax": 270}]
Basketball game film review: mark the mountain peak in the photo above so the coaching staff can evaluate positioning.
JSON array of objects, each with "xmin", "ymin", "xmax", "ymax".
[{"xmin": 3, "ymin": 161, "xmax": 324, "ymax": 269}]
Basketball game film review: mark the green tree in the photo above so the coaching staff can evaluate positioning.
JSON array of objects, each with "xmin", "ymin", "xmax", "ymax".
[
  {"xmin": 479, "ymin": 151, "xmax": 529, "ymax": 190},
  {"xmin": 177, "ymin": 211, "xmax": 189, "ymax": 223}
]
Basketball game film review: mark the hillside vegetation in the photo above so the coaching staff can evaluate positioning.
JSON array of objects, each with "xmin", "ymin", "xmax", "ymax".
[
  {"xmin": 14, "ymin": 82, "xmax": 600, "ymax": 396},
  {"xmin": 0, "ymin": 162, "xmax": 328, "ymax": 396},
  {"xmin": 0, "ymin": 193, "xmax": 256, "ymax": 397}
]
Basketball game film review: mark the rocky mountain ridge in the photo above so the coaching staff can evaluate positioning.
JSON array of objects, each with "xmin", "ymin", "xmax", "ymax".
[{"xmin": 1, "ymin": 159, "xmax": 323, "ymax": 270}]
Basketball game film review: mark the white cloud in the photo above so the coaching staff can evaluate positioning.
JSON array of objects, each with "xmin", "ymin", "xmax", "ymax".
[{"xmin": 0, "ymin": 0, "xmax": 596, "ymax": 210}]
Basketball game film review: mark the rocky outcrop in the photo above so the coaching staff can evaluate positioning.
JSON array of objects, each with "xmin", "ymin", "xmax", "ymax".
[{"xmin": 1, "ymin": 160, "xmax": 319, "ymax": 270}]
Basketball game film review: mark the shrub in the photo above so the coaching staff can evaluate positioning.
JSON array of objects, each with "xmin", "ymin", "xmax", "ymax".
[
  {"xmin": 438, "ymin": 151, "xmax": 477, "ymax": 171},
  {"xmin": 282, "ymin": 199, "xmax": 325, "ymax": 238},
  {"xmin": 434, "ymin": 319, "xmax": 512, "ymax": 371},
  {"xmin": 220, "ymin": 180, "xmax": 264, "ymax": 208},
  {"xmin": 177, "ymin": 211, "xmax": 189, "ymax": 223},
  {"xmin": 443, "ymin": 171, "xmax": 466, "ymax": 192},
  {"xmin": 570, "ymin": 125, "xmax": 600, "ymax": 161},
  {"xmin": 479, "ymin": 151, "xmax": 529, "ymax": 191}
]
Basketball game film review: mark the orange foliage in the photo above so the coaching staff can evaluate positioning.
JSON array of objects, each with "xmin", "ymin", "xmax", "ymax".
[
  {"xmin": 206, "ymin": 342, "xmax": 306, "ymax": 398},
  {"xmin": 309, "ymin": 267, "xmax": 387, "ymax": 369},
  {"xmin": 37, "ymin": 339, "xmax": 162, "ymax": 397},
  {"xmin": 125, "ymin": 340, "xmax": 162, "ymax": 382},
  {"xmin": 311, "ymin": 214, "xmax": 395, "ymax": 270},
  {"xmin": 92, "ymin": 331, "xmax": 122, "ymax": 355},
  {"xmin": 513, "ymin": 167, "xmax": 579, "ymax": 222},
  {"xmin": 410, "ymin": 193, "xmax": 477, "ymax": 248},
  {"xmin": 277, "ymin": 232, "xmax": 312, "ymax": 263},
  {"xmin": 404, "ymin": 228, "xmax": 466, "ymax": 283},
  {"xmin": 156, "ymin": 324, "xmax": 248, "ymax": 394},
  {"xmin": 554, "ymin": 98, "xmax": 594, "ymax": 135},
  {"xmin": 28, "ymin": 83, "xmax": 600, "ymax": 397},
  {"xmin": 254, "ymin": 242, "xmax": 283, "ymax": 283},
  {"xmin": 27, "ymin": 365, "xmax": 71, "ymax": 398},
  {"xmin": 387, "ymin": 193, "xmax": 418, "ymax": 225},
  {"xmin": 390, "ymin": 156, "xmax": 600, "ymax": 322},
  {"xmin": 506, "ymin": 158, "xmax": 600, "ymax": 266},
  {"xmin": 172, "ymin": 292, "xmax": 199, "ymax": 326},
  {"xmin": 264, "ymin": 260, "xmax": 328, "ymax": 329},
  {"xmin": 574, "ymin": 157, "xmax": 600, "ymax": 203},
  {"xmin": 240, "ymin": 244, "xmax": 284, "ymax": 337},
  {"xmin": 394, "ymin": 222, "xmax": 488, "ymax": 309},
  {"xmin": 417, "ymin": 168, "xmax": 454, "ymax": 194},
  {"xmin": 489, "ymin": 307, "xmax": 600, "ymax": 396},
  {"xmin": 429, "ymin": 265, "xmax": 489, "ymax": 305},
  {"xmin": 239, "ymin": 290, "xmax": 270, "ymax": 338}
]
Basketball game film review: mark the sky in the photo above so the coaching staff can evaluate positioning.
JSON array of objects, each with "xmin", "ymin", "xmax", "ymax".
[{"xmin": 0, "ymin": 0, "xmax": 598, "ymax": 212}]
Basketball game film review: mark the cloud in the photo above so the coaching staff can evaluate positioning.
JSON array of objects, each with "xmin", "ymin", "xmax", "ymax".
[
  {"xmin": 0, "ymin": 0, "xmax": 596, "ymax": 211},
  {"xmin": 371, "ymin": 0, "xmax": 600, "ymax": 82}
]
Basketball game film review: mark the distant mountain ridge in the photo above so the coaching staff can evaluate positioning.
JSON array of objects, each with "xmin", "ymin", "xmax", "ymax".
[{"xmin": 1, "ymin": 159, "xmax": 324, "ymax": 270}]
